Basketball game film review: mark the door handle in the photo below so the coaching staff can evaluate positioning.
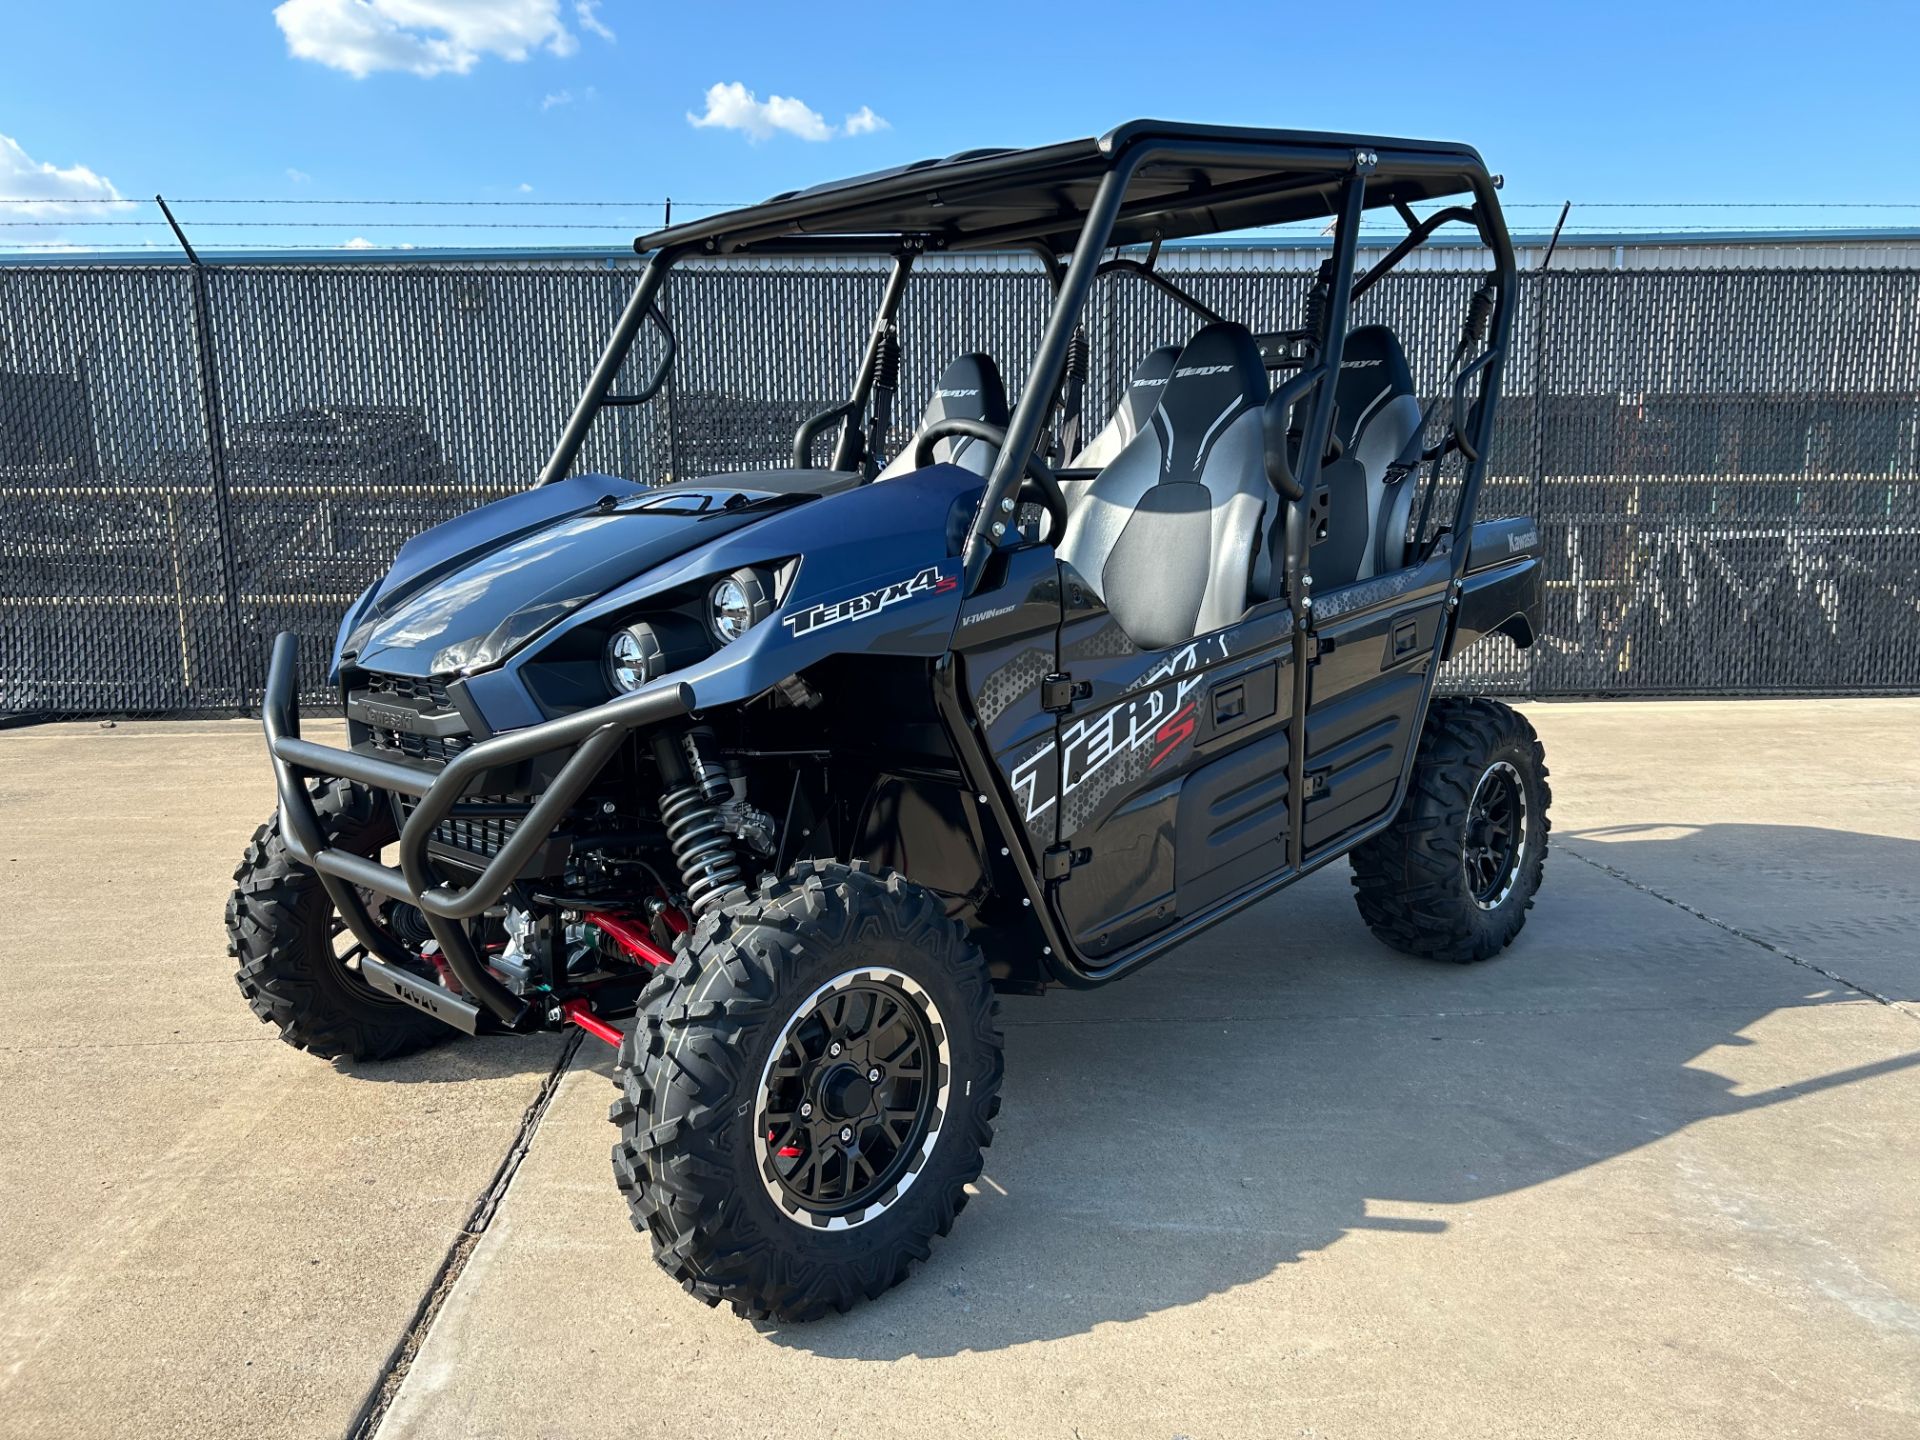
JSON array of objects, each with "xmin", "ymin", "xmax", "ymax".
[
  {"xmin": 1391, "ymin": 618, "xmax": 1419, "ymax": 659},
  {"xmin": 1212, "ymin": 682, "xmax": 1246, "ymax": 724}
]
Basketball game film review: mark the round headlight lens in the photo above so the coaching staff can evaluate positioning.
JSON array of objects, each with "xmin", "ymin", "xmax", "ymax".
[
  {"xmin": 606, "ymin": 623, "xmax": 663, "ymax": 693},
  {"xmin": 708, "ymin": 568, "xmax": 773, "ymax": 643}
]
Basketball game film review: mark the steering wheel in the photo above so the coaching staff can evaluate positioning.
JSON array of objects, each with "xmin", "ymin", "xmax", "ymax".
[{"xmin": 912, "ymin": 418, "xmax": 1067, "ymax": 540}]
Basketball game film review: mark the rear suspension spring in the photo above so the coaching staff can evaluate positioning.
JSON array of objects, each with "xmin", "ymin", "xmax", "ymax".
[{"xmin": 657, "ymin": 728, "xmax": 745, "ymax": 915}]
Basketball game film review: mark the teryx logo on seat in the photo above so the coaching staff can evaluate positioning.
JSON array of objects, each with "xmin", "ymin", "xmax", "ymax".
[{"xmin": 782, "ymin": 565, "xmax": 958, "ymax": 638}]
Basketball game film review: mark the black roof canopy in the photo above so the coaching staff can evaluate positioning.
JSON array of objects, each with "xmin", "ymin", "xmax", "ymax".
[{"xmin": 637, "ymin": 119, "xmax": 1497, "ymax": 258}]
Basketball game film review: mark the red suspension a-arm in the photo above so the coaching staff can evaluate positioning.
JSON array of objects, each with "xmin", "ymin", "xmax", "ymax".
[{"xmin": 584, "ymin": 910, "xmax": 674, "ymax": 968}]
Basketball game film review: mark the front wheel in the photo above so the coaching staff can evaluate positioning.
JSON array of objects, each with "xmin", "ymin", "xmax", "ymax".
[
  {"xmin": 609, "ymin": 861, "xmax": 1003, "ymax": 1321},
  {"xmin": 1349, "ymin": 697, "xmax": 1551, "ymax": 962},
  {"xmin": 226, "ymin": 777, "xmax": 454, "ymax": 1061}
]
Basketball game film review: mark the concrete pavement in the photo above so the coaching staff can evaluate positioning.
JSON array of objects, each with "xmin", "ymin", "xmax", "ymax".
[
  {"xmin": 0, "ymin": 719, "xmax": 567, "ymax": 1439},
  {"xmin": 1, "ymin": 700, "xmax": 1916, "ymax": 1438}
]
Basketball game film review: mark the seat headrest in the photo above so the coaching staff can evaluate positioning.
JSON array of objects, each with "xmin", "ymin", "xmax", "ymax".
[
  {"xmin": 1068, "ymin": 344, "xmax": 1179, "ymax": 468},
  {"xmin": 1111, "ymin": 343, "xmax": 1179, "ymax": 436},
  {"xmin": 922, "ymin": 352, "xmax": 1008, "ymax": 430},
  {"xmin": 1333, "ymin": 325, "xmax": 1416, "ymax": 452},
  {"xmin": 1149, "ymin": 323, "xmax": 1269, "ymax": 479}
]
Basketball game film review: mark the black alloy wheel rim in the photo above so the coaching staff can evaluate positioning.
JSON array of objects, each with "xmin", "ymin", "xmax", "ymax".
[
  {"xmin": 1464, "ymin": 759, "xmax": 1526, "ymax": 910},
  {"xmin": 756, "ymin": 971, "xmax": 948, "ymax": 1227}
]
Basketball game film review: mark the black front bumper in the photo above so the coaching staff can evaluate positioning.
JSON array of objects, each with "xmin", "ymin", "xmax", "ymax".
[{"xmin": 262, "ymin": 632, "xmax": 692, "ymax": 1032}]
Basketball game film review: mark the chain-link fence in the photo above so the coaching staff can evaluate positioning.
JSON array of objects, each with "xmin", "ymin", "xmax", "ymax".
[{"xmin": 3, "ymin": 254, "xmax": 1917, "ymax": 717}]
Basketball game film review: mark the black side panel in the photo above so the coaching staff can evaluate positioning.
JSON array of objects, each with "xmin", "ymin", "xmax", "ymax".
[
  {"xmin": 853, "ymin": 774, "xmax": 989, "ymax": 921},
  {"xmin": 1069, "ymin": 777, "xmax": 1181, "ymax": 955},
  {"xmin": 1051, "ymin": 596, "xmax": 1295, "ymax": 956},
  {"xmin": 1300, "ymin": 556, "xmax": 1452, "ymax": 855},
  {"xmin": 1450, "ymin": 518, "xmax": 1542, "ymax": 658},
  {"xmin": 952, "ymin": 547, "xmax": 1064, "ymax": 864},
  {"xmin": 1301, "ymin": 672, "xmax": 1423, "ymax": 850},
  {"xmin": 1174, "ymin": 724, "xmax": 1291, "ymax": 916}
]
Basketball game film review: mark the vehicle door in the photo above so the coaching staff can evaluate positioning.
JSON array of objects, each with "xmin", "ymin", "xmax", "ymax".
[
  {"xmin": 1297, "ymin": 551, "xmax": 1451, "ymax": 857},
  {"xmin": 1046, "ymin": 580, "xmax": 1299, "ymax": 961}
]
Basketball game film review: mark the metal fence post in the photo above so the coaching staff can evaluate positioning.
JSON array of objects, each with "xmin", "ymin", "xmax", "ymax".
[
  {"xmin": 157, "ymin": 196, "xmax": 248, "ymax": 712},
  {"xmin": 1527, "ymin": 270, "xmax": 1553, "ymax": 700}
]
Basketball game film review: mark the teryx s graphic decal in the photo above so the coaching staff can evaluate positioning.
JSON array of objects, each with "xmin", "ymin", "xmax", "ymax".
[
  {"xmin": 1009, "ymin": 635, "xmax": 1229, "ymax": 823},
  {"xmin": 783, "ymin": 565, "xmax": 958, "ymax": 638}
]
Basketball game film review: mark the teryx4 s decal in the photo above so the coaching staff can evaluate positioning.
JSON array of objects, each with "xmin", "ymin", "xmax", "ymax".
[
  {"xmin": 782, "ymin": 565, "xmax": 958, "ymax": 638},
  {"xmin": 1009, "ymin": 635, "xmax": 1228, "ymax": 824}
]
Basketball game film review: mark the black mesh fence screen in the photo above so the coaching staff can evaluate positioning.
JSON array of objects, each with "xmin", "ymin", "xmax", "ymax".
[{"xmin": 3, "ymin": 256, "xmax": 1916, "ymax": 716}]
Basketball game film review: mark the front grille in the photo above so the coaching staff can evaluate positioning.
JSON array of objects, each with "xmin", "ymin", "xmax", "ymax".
[
  {"xmin": 355, "ymin": 670, "xmax": 470, "ymax": 767},
  {"xmin": 433, "ymin": 800, "xmax": 522, "ymax": 858},
  {"xmin": 372, "ymin": 729, "xmax": 472, "ymax": 764},
  {"xmin": 361, "ymin": 672, "xmax": 452, "ymax": 707},
  {"xmin": 393, "ymin": 794, "xmax": 524, "ymax": 859}
]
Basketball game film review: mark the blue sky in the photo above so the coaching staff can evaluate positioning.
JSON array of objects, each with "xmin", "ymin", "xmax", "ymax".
[{"xmin": 3, "ymin": 0, "xmax": 1917, "ymax": 253}]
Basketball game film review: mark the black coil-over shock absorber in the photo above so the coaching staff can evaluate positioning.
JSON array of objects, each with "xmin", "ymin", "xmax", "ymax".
[
  {"xmin": 1057, "ymin": 325, "xmax": 1089, "ymax": 462},
  {"xmin": 1303, "ymin": 259, "xmax": 1333, "ymax": 357},
  {"xmin": 866, "ymin": 325, "xmax": 900, "ymax": 476},
  {"xmin": 652, "ymin": 728, "xmax": 745, "ymax": 915}
]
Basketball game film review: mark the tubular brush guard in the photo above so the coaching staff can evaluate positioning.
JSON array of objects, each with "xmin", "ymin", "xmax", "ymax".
[{"xmin": 259, "ymin": 631, "xmax": 693, "ymax": 1032}]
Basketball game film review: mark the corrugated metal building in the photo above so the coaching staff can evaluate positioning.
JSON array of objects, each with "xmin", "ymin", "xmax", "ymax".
[{"xmin": 11, "ymin": 228, "xmax": 1920, "ymax": 272}]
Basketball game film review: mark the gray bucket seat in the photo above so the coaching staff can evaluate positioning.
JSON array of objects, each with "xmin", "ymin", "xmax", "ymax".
[
  {"xmin": 1314, "ymin": 325, "xmax": 1424, "ymax": 587},
  {"xmin": 877, "ymin": 352, "xmax": 1008, "ymax": 479},
  {"xmin": 1057, "ymin": 323, "xmax": 1273, "ymax": 650},
  {"xmin": 1069, "ymin": 344, "xmax": 1181, "ymax": 470}
]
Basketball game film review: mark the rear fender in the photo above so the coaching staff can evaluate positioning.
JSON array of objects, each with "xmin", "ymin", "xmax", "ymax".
[{"xmin": 1445, "ymin": 517, "xmax": 1542, "ymax": 657}]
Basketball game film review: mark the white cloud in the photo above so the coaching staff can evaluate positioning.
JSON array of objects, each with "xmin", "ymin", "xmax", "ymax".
[
  {"xmin": 273, "ymin": 0, "xmax": 611, "ymax": 79},
  {"xmin": 541, "ymin": 88, "xmax": 573, "ymax": 110},
  {"xmin": 518, "ymin": 181, "xmax": 534, "ymax": 192},
  {"xmin": 687, "ymin": 83, "xmax": 888, "ymax": 142},
  {"xmin": 286, "ymin": 166, "xmax": 312, "ymax": 183},
  {"xmin": 342, "ymin": 235, "xmax": 377, "ymax": 248},
  {"xmin": 0, "ymin": 132, "xmax": 122, "ymax": 219},
  {"xmin": 575, "ymin": 0, "xmax": 614, "ymax": 41}
]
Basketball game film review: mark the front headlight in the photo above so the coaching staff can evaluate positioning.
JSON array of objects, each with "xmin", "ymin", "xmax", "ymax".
[
  {"xmin": 606, "ymin": 623, "xmax": 662, "ymax": 693},
  {"xmin": 708, "ymin": 567, "xmax": 775, "ymax": 644},
  {"xmin": 604, "ymin": 616, "xmax": 704, "ymax": 694}
]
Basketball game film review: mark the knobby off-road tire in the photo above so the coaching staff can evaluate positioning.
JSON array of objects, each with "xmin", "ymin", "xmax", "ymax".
[
  {"xmin": 1349, "ymin": 697, "xmax": 1551, "ymax": 963},
  {"xmin": 226, "ymin": 777, "xmax": 451, "ymax": 1061},
  {"xmin": 610, "ymin": 861, "xmax": 1003, "ymax": 1321}
]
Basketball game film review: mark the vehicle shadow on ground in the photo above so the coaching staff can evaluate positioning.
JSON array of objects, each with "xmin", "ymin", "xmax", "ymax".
[
  {"xmin": 766, "ymin": 828, "xmax": 1920, "ymax": 1359},
  {"xmin": 333, "ymin": 1032, "xmax": 569, "ymax": 1085}
]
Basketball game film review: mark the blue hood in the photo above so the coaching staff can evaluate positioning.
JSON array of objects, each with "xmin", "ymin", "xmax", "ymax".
[{"xmin": 338, "ymin": 471, "xmax": 834, "ymax": 677}]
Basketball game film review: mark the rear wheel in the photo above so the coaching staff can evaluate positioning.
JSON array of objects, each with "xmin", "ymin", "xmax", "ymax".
[
  {"xmin": 226, "ymin": 777, "xmax": 453, "ymax": 1061},
  {"xmin": 610, "ymin": 861, "xmax": 1003, "ymax": 1321},
  {"xmin": 1349, "ymin": 697, "xmax": 1551, "ymax": 962}
]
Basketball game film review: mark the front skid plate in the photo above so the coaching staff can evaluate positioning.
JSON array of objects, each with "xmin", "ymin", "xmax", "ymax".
[{"xmin": 360, "ymin": 954, "xmax": 485, "ymax": 1034}]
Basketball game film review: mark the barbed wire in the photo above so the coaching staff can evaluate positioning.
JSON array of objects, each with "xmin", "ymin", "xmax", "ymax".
[
  {"xmin": 7, "ymin": 193, "xmax": 1920, "ymax": 255},
  {"xmin": 11, "ymin": 224, "xmax": 1920, "ymax": 254},
  {"xmin": 0, "ymin": 219, "xmax": 669, "ymax": 230},
  {"xmin": 9, "ymin": 220, "xmax": 1920, "ymax": 235},
  {"xmin": 6, "ymin": 196, "xmax": 1920, "ymax": 211},
  {"xmin": 0, "ymin": 196, "xmax": 747, "ymax": 209}
]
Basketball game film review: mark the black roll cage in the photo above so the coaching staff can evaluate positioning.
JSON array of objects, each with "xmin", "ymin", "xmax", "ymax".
[{"xmin": 538, "ymin": 126, "xmax": 1517, "ymax": 603}]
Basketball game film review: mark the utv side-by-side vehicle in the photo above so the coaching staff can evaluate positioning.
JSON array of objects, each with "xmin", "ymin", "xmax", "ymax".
[{"xmin": 229, "ymin": 120, "xmax": 1549, "ymax": 1321}]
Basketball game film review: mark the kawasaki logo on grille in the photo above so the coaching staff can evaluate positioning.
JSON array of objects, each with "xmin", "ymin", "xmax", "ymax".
[{"xmin": 361, "ymin": 701, "xmax": 422, "ymax": 732}]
